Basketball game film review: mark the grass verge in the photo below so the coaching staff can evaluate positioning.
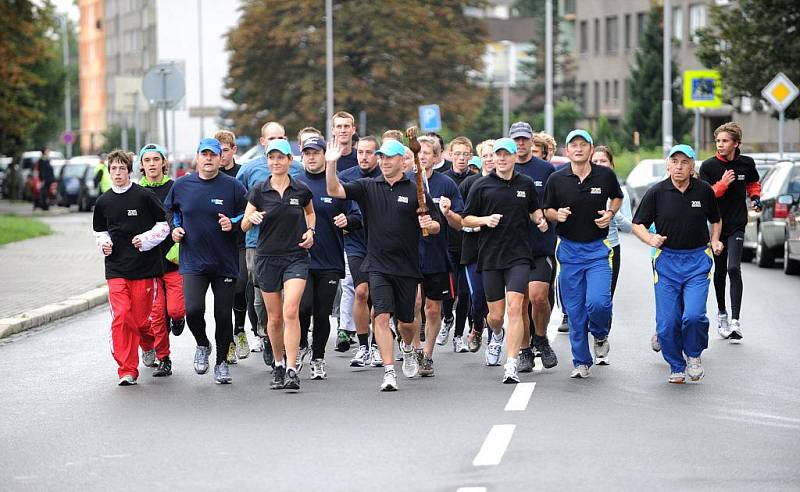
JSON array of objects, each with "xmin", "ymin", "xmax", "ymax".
[{"xmin": 0, "ymin": 214, "xmax": 51, "ymax": 245}]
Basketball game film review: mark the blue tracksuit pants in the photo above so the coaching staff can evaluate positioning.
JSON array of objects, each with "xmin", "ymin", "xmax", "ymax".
[
  {"xmin": 653, "ymin": 246, "xmax": 713, "ymax": 373},
  {"xmin": 556, "ymin": 238, "xmax": 613, "ymax": 367}
]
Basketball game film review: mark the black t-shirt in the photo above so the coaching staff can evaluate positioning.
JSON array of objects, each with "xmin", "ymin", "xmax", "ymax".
[
  {"xmin": 698, "ymin": 151, "xmax": 759, "ymax": 236},
  {"xmin": 444, "ymin": 168, "xmax": 474, "ymax": 252},
  {"xmin": 462, "ymin": 172, "xmax": 540, "ymax": 271},
  {"xmin": 343, "ymin": 174, "xmax": 439, "ymax": 278},
  {"xmin": 337, "ymin": 149, "xmax": 359, "ymax": 172},
  {"xmin": 295, "ymin": 170, "xmax": 348, "ymax": 276},
  {"xmin": 459, "ymin": 173, "xmax": 483, "ymax": 265},
  {"xmin": 247, "ymin": 176, "xmax": 313, "ymax": 257},
  {"xmin": 516, "ymin": 156, "xmax": 557, "ymax": 257},
  {"xmin": 141, "ymin": 179, "xmax": 178, "ymax": 273},
  {"xmin": 220, "ymin": 162, "xmax": 241, "ymax": 178},
  {"xmin": 93, "ymin": 183, "xmax": 167, "ymax": 280},
  {"xmin": 434, "ymin": 159, "xmax": 453, "ymax": 173},
  {"xmin": 633, "ymin": 177, "xmax": 720, "ymax": 250},
  {"xmin": 542, "ymin": 163, "xmax": 624, "ymax": 243}
]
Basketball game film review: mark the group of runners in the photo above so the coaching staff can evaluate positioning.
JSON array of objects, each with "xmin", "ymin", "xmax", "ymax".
[{"xmin": 92, "ymin": 112, "xmax": 760, "ymax": 391}]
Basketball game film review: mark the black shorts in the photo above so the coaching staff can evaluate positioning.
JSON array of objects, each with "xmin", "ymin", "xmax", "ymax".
[
  {"xmin": 368, "ymin": 272, "xmax": 418, "ymax": 323},
  {"xmin": 482, "ymin": 264, "xmax": 530, "ymax": 302},
  {"xmin": 347, "ymin": 255, "xmax": 369, "ymax": 287},
  {"xmin": 528, "ymin": 256, "xmax": 555, "ymax": 284},
  {"xmin": 255, "ymin": 254, "xmax": 309, "ymax": 293},
  {"xmin": 421, "ymin": 272, "xmax": 453, "ymax": 301}
]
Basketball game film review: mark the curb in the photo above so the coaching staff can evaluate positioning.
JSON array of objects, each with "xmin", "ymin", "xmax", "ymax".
[{"xmin": 0, "ymin": 286, "xmax": 109, "ymax": 339}]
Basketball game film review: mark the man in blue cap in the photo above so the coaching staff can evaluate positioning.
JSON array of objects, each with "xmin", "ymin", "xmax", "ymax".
[
  {"xmin": 542, "ymin": 129, "xmax": 623, "ymax": 378},
  {"xmin": 165, "ymin": 138, "xmax": 247, "ymax": 384},
  {"xmin": 632, "ymin": 144, "xmax": 723, "ymax": 383}
]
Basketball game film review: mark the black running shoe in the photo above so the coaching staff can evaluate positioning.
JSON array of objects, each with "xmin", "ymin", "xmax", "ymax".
[
  {"xmin": 152, "ymin": 357, "xmax": 173, "ymax": 377},
  {"xmin": 262, "ymin": 337, "xmax": 275, "ymax": 368},
  {"xmin": 335, "ymin": 329, "xmax": 353, "ymax": 352},
  {"xmin": 557, "ymin": 314, "xmax": 569, "ymax": 333},
  {"xmin": 284, "ymin": 367, "xmax": 300, "ymax": 391},
  {"xmin": 170, "ymin": 318, "xmax": 185, "ymax": 336},
  {"xmin": 270, "ymin": 365, "xmax": 286, "ymax": 389},
  {"xmin": 534, "ymin": 338, "xmax": 559, "ymax": 369}
]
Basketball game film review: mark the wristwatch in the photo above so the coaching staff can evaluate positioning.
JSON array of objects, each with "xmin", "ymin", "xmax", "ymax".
[
  {"xmin": 307, "ymin": 227, "xmax": 316, "ymax": 235},
  {"xmin": 606, "ymin": 209, "xmax": 616, "ymax": 217}
]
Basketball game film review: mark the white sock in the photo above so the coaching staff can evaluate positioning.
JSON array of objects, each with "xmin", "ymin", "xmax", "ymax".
[
  {"xmin": 506, "ymin": 356, "xmax": 518, "ymax": 368},
  {"xmin": 385, "ymin": 364, "xmax": 395, "ymax": 373}
]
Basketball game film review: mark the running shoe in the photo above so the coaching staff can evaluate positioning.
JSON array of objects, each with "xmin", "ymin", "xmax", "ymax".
[
  {"xmin": 419, "ymin": 356, "xmax": 434, "ymax": 377},
  {"xmin": 350, "ymin": 345, "xmax": 371, "ymax": 367},
  {"xmin": 118, "ymin": 375, "xmax": 137, "ymax": 386},
  {"xmin": 235, "ymin": 332, "xmax": 250, "ymax": 359},
  {"xmin": 170, "ymin": 317, "xmax": 185, "ymax": 336},
  {"xmin": 502, "ymin": 360, "xmax": 520, "ymax": 384},
  {"xmin": 557, "ymin": 314, "xmax": 569, "ymax": 333},
  {"xmin": 142, "ymin": 348, "xmax": 157, "ymax": 368},
  {"xmin": 297, "ymin": 345, "xmax": 311, "ymax": 372},
  {"xmin": 517, "ymin": 348, "xmax": 535, "ymax": 373},
  {"xmin": 717, "ymin": 312, "xmax": 731, "ymax": 339},
  {"xmin": 728, "ymin": 319, "xmax": 743, "ymax": 344},
  {"xmin": 262, "ymin": 337, "xmax": 275, "ymax": 368},
  {"xmin": 401, "ymin": 344, "xmax": 419, "ymax": 378},
  {"xmin": 467, "ymin": 328, "xmax": 482, "ymax": 352},
  {"xmin": 570, "ymin": 365, "xmax": 591, "ymax": 378},
  {"xmin": 651, "ymin": 333, "xmax": 661, "ymax": 352},
  {"xmin": 443, "ymin": 315, "xmax": 455, "ymax": 333},
  {"xmin": 594, "ymin": 337, "xmax": 610, "ymax": 365},
  {"xmin": 214, "ymin": 362, "xmax": 232, "ymax": 384},
  {"xmin": 485, "ymin": 329, "xmax": 504, "ymax": 366},
  {"xmin": 310, "ymin": 359, "xmax": 327, "ymax": 380},
  {"xmin": 453, "ymin": 335, "xmax": 468, "ymax": 353},
  {"xmin": 152, "ymin": 357, "xmax": 172, "ymax": 377},
  {"xmin": 226, "ymin": 342, "xmax": 238, "ymax": 365},
  {"xmin": 668, "ymin": 372, "xmax": 686, "ymax": 384},
  {"xmin": 284, "ymin": 367, "xmax": 300, "ymax": 390},
  {"xmin": 335, "ymin": 330, "xmax": 354, "ymax": 352},
  {"xmin": 533, "ymin": 338, "xmax": 558, "ymax": 369},
  {"xmin": 250, "ymin": 336, "xmax": 263, "ymax": 352},
  {"xmin": 194, "ymin": 345, "xmax": 210, "ymax": 375},
  {"xmin": 370, "ymin": 344, "xmax": 384, "ymax": 367},
  {"xmin": 380, "ymin": 369, "xmax": 398, "ymax": 391},
  {"xmin": 435, "ymin": 324, "xmax": 449, "ymax": 346},
  {"xmin": 686, "ymin": 357, "xmax": 704, "ymax": 381},
  {"xmin": 270, "ymin": 365, "xmax": 286, "ymax": 389}
]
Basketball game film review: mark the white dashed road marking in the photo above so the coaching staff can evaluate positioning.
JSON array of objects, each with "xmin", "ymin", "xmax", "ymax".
[
  {"xmin": 473, "ymin": 424, "xmax": 516, "ymax": 466},
  {"xmin": 504, "ymin": 382, "xmax": 536, "ymax": 411}
]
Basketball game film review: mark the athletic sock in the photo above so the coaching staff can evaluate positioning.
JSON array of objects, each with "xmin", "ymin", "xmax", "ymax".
[
  {"xmin": 532, "ymin": 334, "xmax": 547, "ymax": 346},
  {"xmin": 357, "ymin": 333, "xmax": 369, "ymax": 347},
  {"xmin": 275, "ymin": 360, "xmax": 285, "ymax": 368},
  {"xmin": 385, "ymin": 364, "xmax": 395, "ymax": 373}
]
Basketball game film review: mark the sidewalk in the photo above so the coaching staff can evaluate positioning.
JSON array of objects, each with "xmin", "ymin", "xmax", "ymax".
[{"xmin": 0, "ymin": 200, "xmax": 107, "ymax": 337}]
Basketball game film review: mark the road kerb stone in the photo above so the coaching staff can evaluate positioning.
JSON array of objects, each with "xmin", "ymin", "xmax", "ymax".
[{"xmin": 0, "ymin": 285, "xmax": 109, "ymax": 339}]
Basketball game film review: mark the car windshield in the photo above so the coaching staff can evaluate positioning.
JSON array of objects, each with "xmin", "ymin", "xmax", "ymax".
[
  {"xmin": 788, "ymin": 165, "xmax": 800, "ymax": 196},
  {"xmin": 652, "ymin": 162, "xmax": 666, "ymax": 177},
  {"xmin": 63, "ymin": 164, "xmax": 88, "ymax": 178}
]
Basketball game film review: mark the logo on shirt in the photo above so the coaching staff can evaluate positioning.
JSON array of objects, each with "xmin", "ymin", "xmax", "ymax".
[
  {"xmin": 211, "ymin": 198, "xmax": 224, "ymax": 205},
  {"xmin": 737, "ymin": 174, "xmax": 745, "ymax": 181},
  {"xmin": 224, "ymin": 278, "xmax": 234, "ymax": 283},
  {"xmin": 691, "ymin": 200, "xmax": 702, "ymax": 208},
  {"xmin": 590, "ymin": 187, "xmax": 602, "ymax": 194},
  {"xmin": 534, "ymin": 180, "xmax": 543, "ymax": 187},
  {"xmin": 289, "ymin": 198, "xmax": 300, "ymax": 205},
  {"xmin": 433, "ymin": 197, "xmax": 441, "ymax": 203},
  {"xmin": 321, "ymin": 197, "xmax": 333, "ymax": 204},
  {"xmin": 516, "ymin": 191, "xmax": 527, "ymax": 198},
  {"xmin": 127, "ymin": 209, "xmax": 137, "ymax": 216},
  {"xmin": 328, "ymin": 280, "xmax": 338, "ymax": 285},
  {"xmin": 397, "ymin": 196, "xmax": 409, "ymax": 204}
]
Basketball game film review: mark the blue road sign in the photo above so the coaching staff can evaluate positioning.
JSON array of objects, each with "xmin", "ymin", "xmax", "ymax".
[
  {"xmin": 235, "ymin": 136, "xmax": 252, "ymax": 148},
  {"xmin": 419, "ymin": 104, "xmax": 442, "ymax": 132}
]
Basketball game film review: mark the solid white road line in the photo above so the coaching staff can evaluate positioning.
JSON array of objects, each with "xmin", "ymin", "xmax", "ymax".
[
  {"xmin": 473, "ymin": 424, "xmax": 516, "ymax": 466},
  {"xmin": 504, "ymin": 382, "xmax": 536, "ymax": 411},
  {"xmin": 456, "ymin": 488, "xmax": 487, "ymax": 492}
]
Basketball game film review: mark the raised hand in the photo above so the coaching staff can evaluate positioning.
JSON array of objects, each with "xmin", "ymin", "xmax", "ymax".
[{"xmin": 325, "ymin": 140, "xmax": 343, "ymax": 163}]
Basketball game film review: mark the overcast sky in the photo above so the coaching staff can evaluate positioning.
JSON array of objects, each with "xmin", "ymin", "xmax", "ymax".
[{"xmin": 51, "ymin": 0, "xmax": 79, "ymax": 21}]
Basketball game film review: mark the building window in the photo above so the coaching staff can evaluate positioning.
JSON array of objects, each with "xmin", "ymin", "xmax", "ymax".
[
  {"xmin": 579, "ymin": 82, "xmax": 588, "ymax": 114},
  {"xmin": 564, "ymin": 0, "xmax": 576, "ymax": 15},
  {"xmin": 604, "ymin": 80, "xmax": 610, "ymax": 105},
  {"xmin": 579, "ymin": 21, "xmax": 588, "ymax": 53},
  {"xmin": 605, "ymin": 16, "xmax": 618, "ymax": 54},
  {"xmin": 637, "ymin": 12, "xmax": 646, "ymax": 44},
  {"xmin": 624, "ymin": 14, "xmax": 631, "ymax": 50},
  {"xmin": 594, "ymin": 18, "xmax": 600, "ymax": 55},
  {"xmin": 613, "ymin": 80, "xmax": 619, "ymax": 102},
  {"xmin": 673, "ymin": 7, "xmax": 683, "ymax": 43},
  {"xmin": 594, "ymin": 81, "xmax": 600, "ymax": 116},
  {"xmin": 689, "ymin": 4, "xmax": 707, "ymax": 43}
]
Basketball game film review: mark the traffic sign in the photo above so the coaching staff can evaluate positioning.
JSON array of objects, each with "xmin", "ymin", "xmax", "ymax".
[
  {"xmin": 419, "ymin": 104, "xmax": 442, "ymax": 132},
  {"xmin": 235, "ymin": 136, "xmax": 252, "ymax": 148},
  {"xmin": 761, "ymin": 72, "xmax": 799, "ymax": 112},
  {"xmin": 188, "ymin": 106, "xmax": 220, "ymax": 118},
  {"xmin": 62, "ymin": 131, "xmax": 74, "ymax": 145},
  {"xmin": 683, "ymin": 70, "xmax": 722, "ymax": 109},
  {"xmin": 142, "ymin": 63, "xmax": 185, "ymax": 109}
]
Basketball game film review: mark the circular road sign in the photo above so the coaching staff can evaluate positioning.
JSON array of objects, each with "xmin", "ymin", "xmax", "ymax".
[{"xmin": 142, "ymin": 63, "xmax": 185, "ymax": 109}]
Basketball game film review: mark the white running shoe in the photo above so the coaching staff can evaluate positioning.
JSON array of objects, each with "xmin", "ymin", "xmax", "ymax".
[
  {"xmin": 310, "ymin": 359, "xmax": 327, "ymax": 380},
  {"xmin": 686, "ymin": 357, "xmax": 704, "ymax": 381},
  {"xmin": 435, "ymin": 324, "xmax": 449, "ymax": 346},
  {"xmin": 728, "ymin": 319, "xmax": 743, "ymax": 344},
  {"xmin": 350, "ymin": 345, "xmax": 371, "ymax": 367},
  {"xmin": 668, "ymin": 372, "xmax": 686, "ymax": 384},
  {"xmin": 142, "ymin": 348, "xmax": 157, "ymax": 368},
  {"xmin": 370, "ymin": 344, "xmax": 384, "ymax": 367},
  {"xmin": 651, "ymin": 333, "xmax": 661, "ymax": 352},
  {"xmin": 570, "ymin": 365, "xmax": 591, "ymax": 379},
  {"xmin": 717, "ymin": 312, "xmax": 731, "ymax": 339},
  {"xmin": 502, "ymin": 360, "xmax": 520, "ymax": 384},
  {"xmin": 401, "ymin": 345, "xmax": 419, "ymax": 378},
  {"xmin": 594, "ymin": 337, "xmax": 610, "ymax": 365},
  {"xmin": 118, "ymin": 375, "xmax": 137, "ymax": 386},
  {"xmin": 485, "ymin": 330, "xmax": 504, "ymax": 366},
  {"xmin": 453, "ymin": 335, "xmax": 468, "ymax": 353},
  {"xmin": 380, "ymin": 369, "xmax": 398, "ymax": 391}
]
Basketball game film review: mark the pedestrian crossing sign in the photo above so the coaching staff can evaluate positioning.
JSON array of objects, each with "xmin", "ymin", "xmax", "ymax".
[{"xmin": 683, "ymin": 70, "xmax": 722, "ymax": 109}]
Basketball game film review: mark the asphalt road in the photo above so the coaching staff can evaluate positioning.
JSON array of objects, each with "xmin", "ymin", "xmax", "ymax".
[{"xmin": 1, "ymin": 234, "xmax": 799, "ymax": 491}]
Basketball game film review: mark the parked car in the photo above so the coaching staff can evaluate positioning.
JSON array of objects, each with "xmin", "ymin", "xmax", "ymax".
[
  {"xmin": 782, "ymin": 193, "xmax": 800, "ymax": 275},
  {"xmin": 742, "ymin": 160, "xmax": 800, "ymax": 267},
  {"xmin": 57, "ymin": 156, "xmax": 101, "ymax": 211},
  {"xmin": 0, "ymin": 157, "xmax": 11, "ymax": 197}
]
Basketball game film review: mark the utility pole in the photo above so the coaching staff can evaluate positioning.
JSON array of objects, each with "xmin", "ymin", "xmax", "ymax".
[
  {"xmin": 502, "ymin": 41, "xmax": 512, "ymax": 136},
  {"xmin": 198, "ymin": 0, "xmax": 205, "ymax": 138},
  {"xmin": 544, "ymin": 0, "xmax": 554, "ymax": 135},
  {"xmin": 326, "ymin": 0, "xmax": 334, "ymax": 142},
  {"xmin": 62, "ymin": 15, "xmax": 72, "ymax": 158},
  {"xmin": 662, "ymin": 0, "xmax": 673, "ymax": 155}
]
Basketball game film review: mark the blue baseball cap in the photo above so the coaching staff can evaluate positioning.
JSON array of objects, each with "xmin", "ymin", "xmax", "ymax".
[
  {"xmin": 197, "ymin": 138, "xmax": 221, "ymax": 155},
  {"xmin": 468, "ymin": 156, "xmax": 482, "ymax": 169},
  {"xmin": 668, "ymin": 144, "xmax": 696, "ymax": 160},
  {"xmin": 138, "ymin": 143, "xmax": 167, "ymax": 162},
  {"xmin": 301, "ymin": 136, "xmax": 326, "ymax": 152},
  {"xmin": 265, "ymin": 139, "xmax": 292, "ymax": 156},
  {"xmin": 565, "ymin": 129, "xmax": 593, "ymax": 145},
  {"xmin": 493, "ymin": 137, "xmax": 517, "ymax": 155},
  {"xmin": 375, "ymin": 139, "xmax": 406, "ymax": 157}
]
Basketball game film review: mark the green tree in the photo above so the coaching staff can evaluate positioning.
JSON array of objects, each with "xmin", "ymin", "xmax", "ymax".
[
  {"xmin": 225, "ymin": 0, "xmax": 488, "ymax": 141},
  {"xmin": 101, "ymin": 125, "xmax": 135, "ymax": 153},
  {"xmin": 463, "ymin": 84, "xmax": 504, "ymax": 144},
  {"xmin": 622, "ymin": 5, "xmax": 691, "ymax": 149},
  {"xmin": 696, "ymin": 0, "xmax": 800, "ymax": 119},
  {"xmin": 594, "ymin": 115, "xmax": 625, "ymax": 153}
]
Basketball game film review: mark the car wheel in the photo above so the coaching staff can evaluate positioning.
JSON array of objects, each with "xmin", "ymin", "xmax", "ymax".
[
  {"xmin": 755, "ymin": 229, "xmax": 774, "ymax": 268},
  {"xmin": 784, "ymin": 238, "xmax": 800, "ymax": 275}
]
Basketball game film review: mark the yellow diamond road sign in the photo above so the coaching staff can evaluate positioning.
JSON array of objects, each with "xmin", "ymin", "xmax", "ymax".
[{"xmin": 762, "ymin": 72, "xmax": 799, "ymax": 112}]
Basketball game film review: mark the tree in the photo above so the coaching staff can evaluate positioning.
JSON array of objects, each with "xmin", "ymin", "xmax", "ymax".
[
  {"xmin": 101, "ymin": 125, "xmax": 135, "ymax": 153},
  {"xmin": 225, "ymin": 0, "xmax": 488, "ymax": 141},
  {"xmin": 696, "ymin": 0, "xmax": 800, "ymax": 119},
  {"xmin": 463, "ymin": 84, "xmax": 504, "ymax": 144},
  {"xmin": 622, "ymin": 5, "xmax": 692, "ymax": 149}
]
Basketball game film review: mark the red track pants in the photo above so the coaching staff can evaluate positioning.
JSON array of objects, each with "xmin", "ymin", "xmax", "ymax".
[
  {"xmin": 141, "ymin": 270, "xmax": 184, "ymax": 359},
  {"xmin": 108, "ymin": 278, "xmax": 158, "ymax": 379}
]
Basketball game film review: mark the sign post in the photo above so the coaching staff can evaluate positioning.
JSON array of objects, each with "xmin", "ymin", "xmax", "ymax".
[
  {"xmin": 683, "ymin": 70, "xmax": 722, "ymax": 151},
  {"xmin": 761, "ymin": 72, "xmax": 799, "ymax": 158},
  {"xmin": 143, "ymin": 63, "xmax": 185, "ymax": 149}
]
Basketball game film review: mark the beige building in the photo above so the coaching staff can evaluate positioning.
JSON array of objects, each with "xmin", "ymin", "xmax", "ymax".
[{"xmin": 78, "ymin": 0, "xmax": 107, "ymax": 154}]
